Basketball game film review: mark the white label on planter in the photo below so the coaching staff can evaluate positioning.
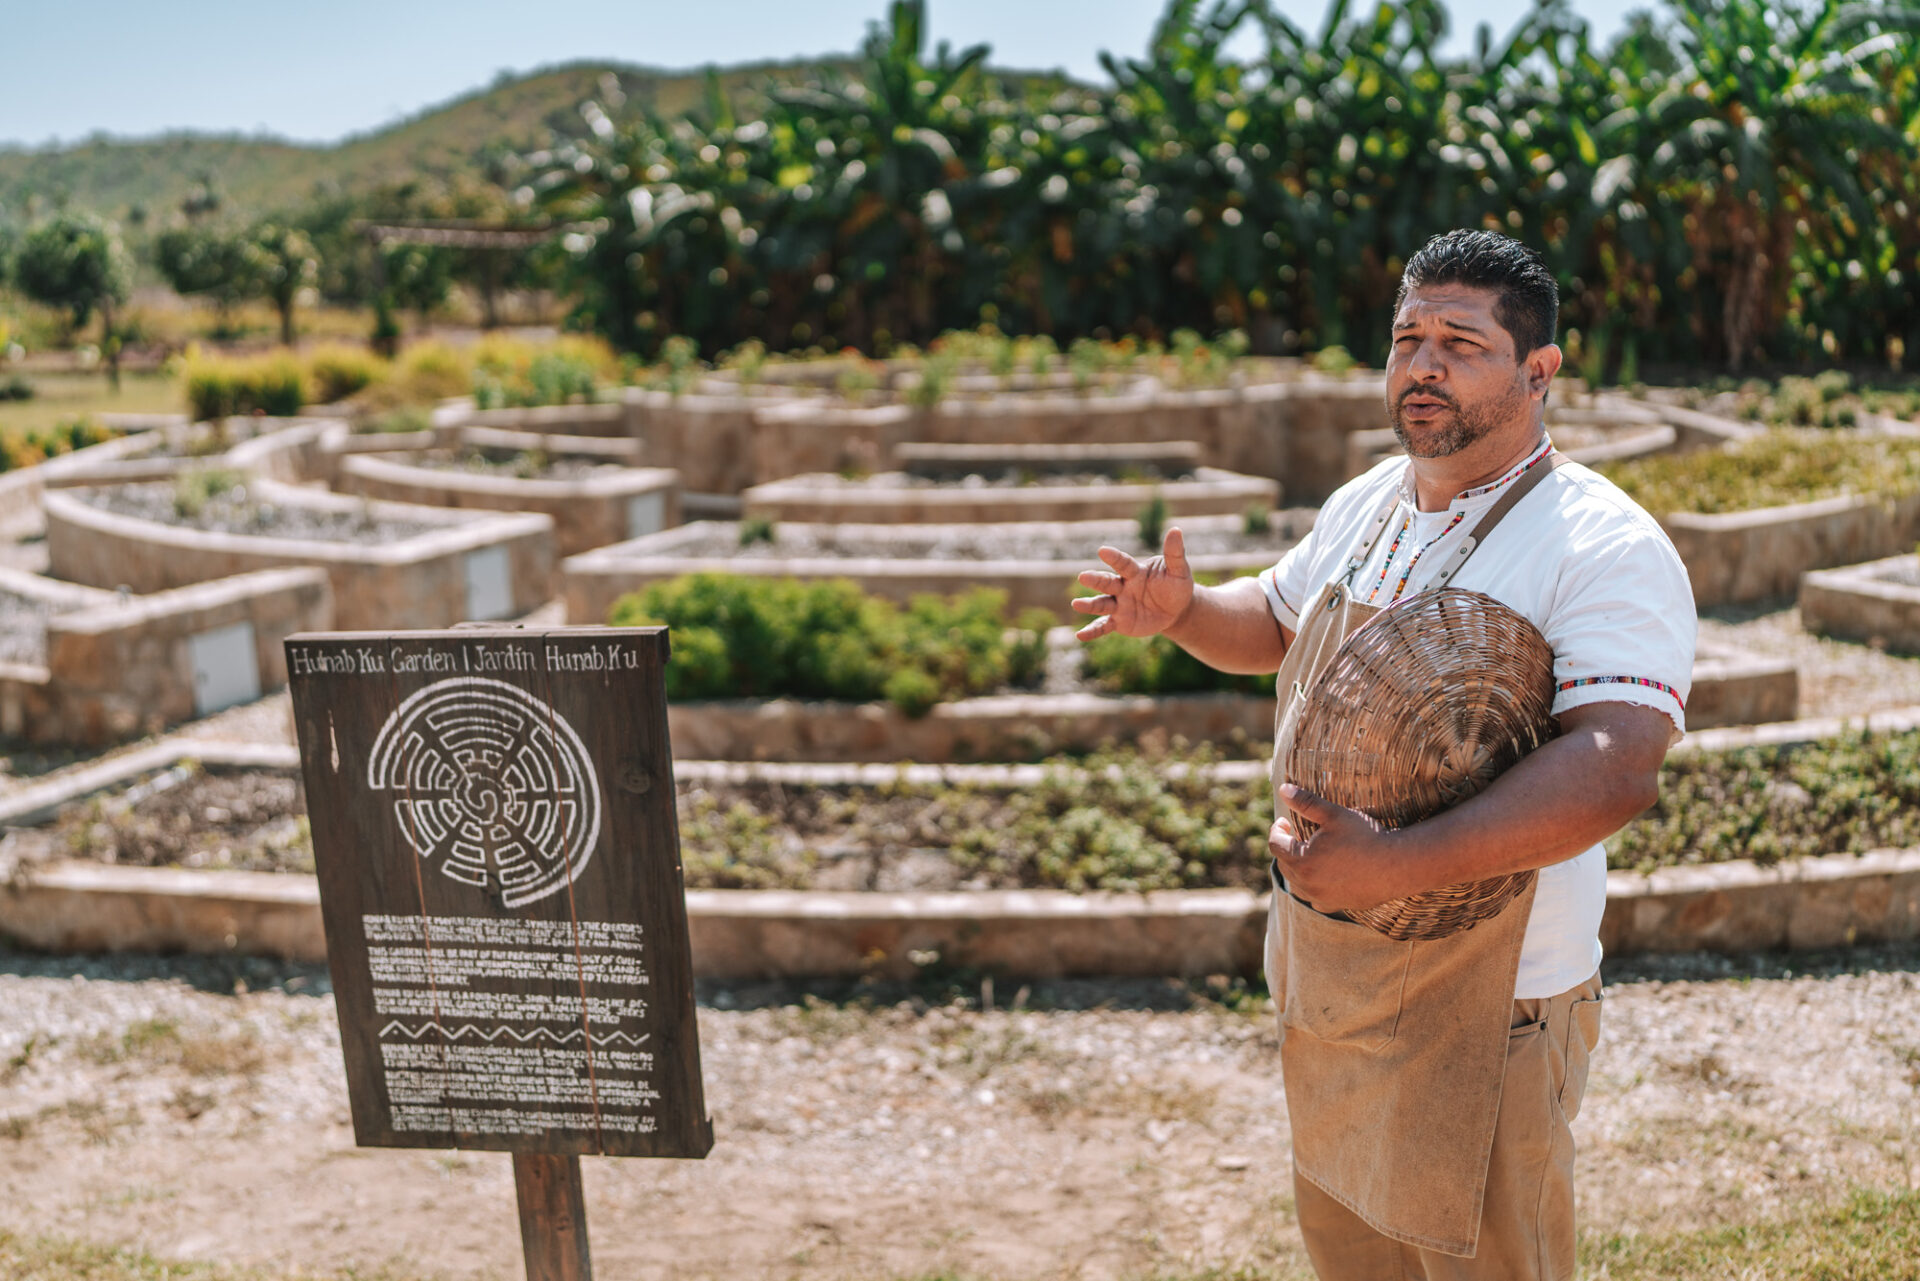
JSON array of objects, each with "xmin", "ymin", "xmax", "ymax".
[
  {"xmin": 626, "ymin": 491, "xmax": 667, "ymax": 538},
  {"xmin": 465, "ymin": 545, "xmax": 514, "ymax": 621},
  {"xmin": 190, "ymin": 621, "xmax": 260, "ymax": 716}
]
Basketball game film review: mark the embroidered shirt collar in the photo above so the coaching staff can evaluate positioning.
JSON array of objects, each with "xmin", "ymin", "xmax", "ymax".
[{"xmin": 1395, "ymin": 435, "xmax": 1555, "ymax": 511}]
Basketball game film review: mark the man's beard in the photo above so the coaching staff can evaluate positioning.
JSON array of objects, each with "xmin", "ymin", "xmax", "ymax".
[{"xmin": 1388, "ymin": 378, "xmax": 1528, "ymax": 458}]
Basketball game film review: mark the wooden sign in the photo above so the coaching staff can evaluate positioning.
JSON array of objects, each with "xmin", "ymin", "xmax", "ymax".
[{"xmin": 285, "ymin": 626, "xmax": 711, "ymax": 1162}]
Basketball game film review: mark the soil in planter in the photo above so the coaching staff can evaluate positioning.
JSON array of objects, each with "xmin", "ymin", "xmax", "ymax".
[
  {"xmin": 652, "ymin": 512, "xmax": 1311, "ymax": 562},
  {"xmin": 9, "ymin": 765, "xmax": 312, "ymax": 874},
  {"xmin": 81, "ymin": 482, "xmax": 445, "ymax": 544}
]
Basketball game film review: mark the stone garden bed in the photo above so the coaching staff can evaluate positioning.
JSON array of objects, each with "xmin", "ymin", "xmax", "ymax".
[
  {"xmin": 0, "ymin": 563, "xmax": 330, "ymax": 746},
  {"xmin": 624, "ymin": 373, "xmax": 1383, "ymax": 501},
  {"xmin": 333, "ymin": 425, "xmax": 679, "ymax": 556},
  {"xmin": 44, "ymin": 478, "xmax": 553, "ymax": 630},
  {"xmin": 1800, "ymin": 554, "xmax": 1920, "ymax": 653},
  {"xmin": 1599, "ymin": 430, "xmax": 1920, "ymax": 605},
  {"xmin": 4, "ymin": 758, "xmax": 309, "ymax": 875},
  {"xmin": 563, "ymin": 511, "xmax": 1313, "ymax": 624}
]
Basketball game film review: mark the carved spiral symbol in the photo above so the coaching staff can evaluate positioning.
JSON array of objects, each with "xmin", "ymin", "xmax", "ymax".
[{"xmin": 367, "ymin": 677, "xmax": 602, "ymax": 907}]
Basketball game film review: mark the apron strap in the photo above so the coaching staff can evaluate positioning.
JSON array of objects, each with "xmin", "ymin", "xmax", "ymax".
[
  {"xmin": 1339, "ymin": 491, "xmax": 1405, "ymax": 588},
  {"xmin": 1426, "ymin": 448, "xmax": 1568, "ymax": 589}
]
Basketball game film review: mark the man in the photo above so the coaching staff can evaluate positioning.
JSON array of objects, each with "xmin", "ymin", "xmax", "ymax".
[{"xmin": 1072, "ymin": 229, "xmax": 1695, "ymax": 1280}]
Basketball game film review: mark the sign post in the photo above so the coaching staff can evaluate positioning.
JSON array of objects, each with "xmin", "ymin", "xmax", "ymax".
[{"xmin": 285, "ymin": 626, "xmax": 712, "ymax": 1279}]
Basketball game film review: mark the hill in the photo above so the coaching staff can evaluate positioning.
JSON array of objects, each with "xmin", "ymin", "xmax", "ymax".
[{"xmin": 0, "ymin": 58, "xmax": 860, "ymax": 221}]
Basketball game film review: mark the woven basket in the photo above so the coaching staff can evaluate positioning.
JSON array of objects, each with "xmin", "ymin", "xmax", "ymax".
[{"xmin": 1283, "ymin": 588, "xmax": 1557, "ymax": 941}]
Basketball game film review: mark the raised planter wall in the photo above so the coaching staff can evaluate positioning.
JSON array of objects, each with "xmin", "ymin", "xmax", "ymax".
[
  {"xmin": 7, "ymin": 847, "xmax": 1918, "ymax": 974},
  {"xmin": 625, "ymin": 376, "xmax": 1386, "ymax": 502},
  {"xmin": 1801, "ymin": 555, "xmax": 1920, "ymax": 652},
  {"xmin": 668, "ymin": 691, "xmax": 1277, "ymax": 764},
  {"xmin": 1663, "ymin": 491, "xmax": 1920, "ymax": 606},
  {"xmin": 336, "ymin": 452, "xmax": 680, "ymax": 557},
  {"xmin": 44, "ymin": 481, "xmax": 554, "ymax": 630},
  {"xmin": 43, "ymin": 567, "xmax": 332, "ymax": 745}
]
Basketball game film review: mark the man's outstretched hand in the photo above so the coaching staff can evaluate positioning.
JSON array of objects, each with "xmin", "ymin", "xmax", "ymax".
[{"xmin": 1072, "ymin": 526, "xmax": 1195, "ymax": 641}]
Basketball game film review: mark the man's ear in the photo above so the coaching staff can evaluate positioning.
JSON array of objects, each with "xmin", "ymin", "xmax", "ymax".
[{"xmin": 1526, "ymin": 343, "xmax": 1562, "ymax": 399}]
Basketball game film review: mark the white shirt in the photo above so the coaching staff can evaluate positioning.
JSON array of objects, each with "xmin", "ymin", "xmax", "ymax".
[{"xmin": 1260, "ymin": 439, "xmax": 1698, "ymax": 998}]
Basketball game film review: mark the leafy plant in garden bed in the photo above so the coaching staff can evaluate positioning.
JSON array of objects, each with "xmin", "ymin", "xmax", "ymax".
[
  {"xmin": 1596, "ymin": 430, "xmax": 1920, "ymax": 515},
  {"xmin": 1672, "ymin": 370, "xmax": 1920, "ymax": 429},
  {"xmin": 1611, "ymin": 728, "xmax": 1920, "ymax": 874},
  {"xmin": 608, "ymin": 573, "xmax": 1053, "ymax": 715},
  {"xmin": 674, "ymin": 727, "xmax": 1920, "ymax": 892}
]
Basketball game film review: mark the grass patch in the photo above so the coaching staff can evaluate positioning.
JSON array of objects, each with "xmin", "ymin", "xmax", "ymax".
[
  {"xmin": 1597, "ymin": 429, "xmax": 1920, "ymax": 515},
  {"xmin": 0, "ymin": 1229, "xmax": 430, "ymax": 1280},
  {"xmin": 0, "ymin": 371, "xmax": 175, "ymax": 436},
  {"xmin": 1582, "ymin": 1186, "xmax": 1920, "ymax": 1279},
  {"xmin": 77, "ymin": 1016, "xmax": 269, "ymax": 1078}
]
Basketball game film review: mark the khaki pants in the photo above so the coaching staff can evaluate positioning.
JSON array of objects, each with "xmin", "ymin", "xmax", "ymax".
[{"xmin": 1294, "ymin": 971, "xmax": 1604, "ymax": 1281}]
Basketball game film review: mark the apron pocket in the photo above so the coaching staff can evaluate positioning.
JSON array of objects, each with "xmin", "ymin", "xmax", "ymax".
[{"xmin": 1280, "ymin": 891, "xmax": 1412, "ymax": 1053}]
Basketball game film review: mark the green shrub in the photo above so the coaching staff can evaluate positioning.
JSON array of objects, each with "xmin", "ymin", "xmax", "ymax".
[
  {"xmin": 305, "ymin": 344, "xmax": 385, "ymax": 404},
  {"xmin": 1309, "ymin": 344, "xmax": 1357, "ymax": 374},
  {"xmin": 738, "ymin": 515, "xmax": 777, "ymax": 547},
  {"xmin": 180, "ymin": 349, "xmax": 306, "ymax": 421},
  {"xmin": 607, "ymin": 573, "xmax": 1051, "ymax": 714},
  {"xmin": 0, "ymin": 374, "xmax": 32, "ymax": 401},
  {"xmin": 1598, "ymin": 430, "xmax": 1920, "ymax": 515},
  {"xmin": 1241, "ymin": 501, "xmax": 1271, "ymax": 536},
  {"xmin": 1083, "ymin": 632, "xmax": 1271, "ymax": 696}
]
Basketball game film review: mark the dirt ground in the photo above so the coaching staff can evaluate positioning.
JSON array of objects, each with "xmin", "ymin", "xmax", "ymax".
[{"xmin": 1, "ymin": 947, "xmax": 1917, "ymax": 1280}]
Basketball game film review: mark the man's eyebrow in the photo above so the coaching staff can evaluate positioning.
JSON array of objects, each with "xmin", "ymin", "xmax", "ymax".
[{"xmin": 1392, "ymin": 317, "xmax": 1492, "ymax": 336}]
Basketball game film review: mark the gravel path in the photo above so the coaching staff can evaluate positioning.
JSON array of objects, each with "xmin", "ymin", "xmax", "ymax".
[
  {"xmin": 1699, "ymin": 602, "xmax": 1920, "ymax": 719},
  {"xmin": 0, "ymin": 947, "xmax": 1915, "ymax": 1279}
]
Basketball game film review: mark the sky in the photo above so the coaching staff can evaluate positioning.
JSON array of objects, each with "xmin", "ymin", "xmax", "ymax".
[{"xmin": 1, "ymin": 0, "xmax": 1646, "ymax": 150}]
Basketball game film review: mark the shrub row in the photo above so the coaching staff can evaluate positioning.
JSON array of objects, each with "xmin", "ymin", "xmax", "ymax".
[
  {"xmin": 608, "ymin": 573, "xmax": 1053, "ymax": 716},
  {"xmin": 180, "ymin": 335, "xmax": 624, "ymax": 422}
]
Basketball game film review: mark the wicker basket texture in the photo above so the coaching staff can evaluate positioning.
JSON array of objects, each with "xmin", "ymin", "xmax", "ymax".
[{"xmin": 1284, "ymin": 588, "xmax": 1558, "ymax": 941}]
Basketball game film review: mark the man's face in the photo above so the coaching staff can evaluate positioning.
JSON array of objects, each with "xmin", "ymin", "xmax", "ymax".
[{"xmin": 1385, "ymin": 283, "xmax": 1533, "ymax": 459}]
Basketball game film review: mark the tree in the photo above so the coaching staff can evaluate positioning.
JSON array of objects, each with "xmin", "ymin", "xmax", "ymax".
[
  {"xmin": 380, "ymin": 241, "xmax": 454, "ymax": 331},
  {"xmin": 13, "ymin": 212, "xmax": 132, "ymax": 386},
  {"xmin": 249, "ymin": 223, "xmax": 319, "ymax": 346},
  {"xmin": 154, "ymin": 226, "xmax": 264, "ymax": 336}
]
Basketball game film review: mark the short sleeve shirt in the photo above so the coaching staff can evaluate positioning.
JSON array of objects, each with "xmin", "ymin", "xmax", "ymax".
[{"xmin": 1260, "ymin": 439, "xmax": 1697, "ymax": 998}]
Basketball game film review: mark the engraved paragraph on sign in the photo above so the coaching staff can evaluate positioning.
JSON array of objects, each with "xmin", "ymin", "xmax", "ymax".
[{"xmin": 365, "ymin": 913, "xmax": 658, "ymax": 1137}]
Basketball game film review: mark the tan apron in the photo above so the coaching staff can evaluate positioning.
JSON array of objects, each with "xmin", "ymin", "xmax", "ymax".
[{"xmin": 1267, "ymin": 452, "xmax": 1564, "ymax": 1259}]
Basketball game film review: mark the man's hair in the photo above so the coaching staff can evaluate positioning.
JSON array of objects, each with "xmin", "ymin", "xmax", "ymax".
[{"xmin": 1396, "ymin": 229, "xmax": 1559, "ymax": 358}]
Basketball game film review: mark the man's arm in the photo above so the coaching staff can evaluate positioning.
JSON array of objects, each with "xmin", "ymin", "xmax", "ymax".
[
  {"xmin": 1072, "ymin": 526, "xmax": 1293, "ymax": 673},
  {"xmin": 1271, "ymin": 699, "xmax": 1671, "ymax": 913}
]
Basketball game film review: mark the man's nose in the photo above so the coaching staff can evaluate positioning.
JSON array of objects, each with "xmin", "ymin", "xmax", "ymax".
[{"xmin": 1407, "ymin": 338, "xmax": 1446, "ymax": 380}]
